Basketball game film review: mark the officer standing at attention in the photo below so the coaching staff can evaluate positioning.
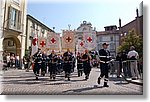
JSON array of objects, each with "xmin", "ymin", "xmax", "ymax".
[
  {"xmin": 48, "ymin": 50, "xmax": 58, "ymax": 80},
  {"xmin": 41, "ymin": 51, "xmax": 47, "ymax": 76},
  {"xmin": 63, "ymin": 49, "xmax": 73, "ymax": 81},
  {"xmin": 82, "ymin": 49, "xmax": 92, "ymax": 80},
  {"xmin": 32, "ymin": 48, "xmax": 42, "ymax": 80},
  {"xmin": 97, "ymin": 43, "xmax": 111, "ymax": 87},
  {"xmin": 77, "ymin": 52, "xmax": 83, "ymax": 77}
]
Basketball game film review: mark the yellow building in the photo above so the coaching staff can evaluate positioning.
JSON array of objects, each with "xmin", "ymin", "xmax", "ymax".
[{"xmin": 2, "ymin": 0, "xmax": 27, "ymax": 60}]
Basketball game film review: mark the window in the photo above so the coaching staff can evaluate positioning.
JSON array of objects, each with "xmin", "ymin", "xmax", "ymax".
[
  {"xmin": 99, "ymin": 36, "xmax": 102, "ymax": 42},
  {"xmin": 9, "ymin": 6, "xmax": 21, "ymax": 32},
  {"xmin": 110, "ymin": 43, "xmax": 115, "ymax": 50},
  {"xmin": 110, "ymin": 36, "xmax": 113, "ymax": 41},
  {"xmin": 8, "ymin": 40, "xmax": 14, "ymax": 46}
]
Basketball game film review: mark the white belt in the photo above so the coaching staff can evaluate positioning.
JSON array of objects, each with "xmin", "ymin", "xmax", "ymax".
[{"xmin": 99, "ymin": 56, "xmax": 112, "ymax": 58}]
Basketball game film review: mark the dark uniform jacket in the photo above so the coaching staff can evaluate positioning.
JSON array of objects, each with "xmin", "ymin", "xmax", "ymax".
[
  {"xmin": 82, "ymin": 53, "xmax": 91, "ymax": 63},
  {"xmin": 63, "ymin": 52, "xmax": 73, "ymax": 63},
  {"xmin": 33, "ymin": 52, "xmax": 42, "ymax": 64},
  {"xmin": 77, "ymin": 56, "xmax": 83, "ymax": 64},
  {"xmin": 99, "ymin": 49, "xmax": 111, "ymax": 62},
  {"xmin": 48, "ymin": 54, "xmax": 58, "ymax": 64}
]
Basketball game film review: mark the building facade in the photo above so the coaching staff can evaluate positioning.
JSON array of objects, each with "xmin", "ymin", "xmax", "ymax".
[
  {"xmin": 96, "ymin": 25, "xmax": 120, "ymax": 57},
  {"xmin": 2, "ymin": 0, "xmax": 27, "ymax": 60},
  {"xmin": 119, "ymin": 8, "xmax": 143, "ymax": 38},
  {"xmin": 0, "ymin": 0, "xmax": 5, "ymax": 62},
  {"xmin": 25, "ymin": 15, "xmax": 54, "ymax": 55},
  {"xmin": 76, "ymin": 21, "xmax": 96, "ymax": 40}
]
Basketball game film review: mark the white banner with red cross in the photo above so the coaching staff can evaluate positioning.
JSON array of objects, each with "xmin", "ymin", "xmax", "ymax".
[
  {"xmin": 83, "ymin": 32, "xmax": 97, "ymax": 51},
  {"xmin": 31, "ymin": 34, "xmax": 38, "ymax": 56},
  {"xmin": 62, "ymin": 30, "xmax": 75, "ymax": 52},
  {"xmin": 38, "ymin": 37, "xmax": 47, "ymax": 52},
  {"xmin": 77, "ymin": 39, "xmax": 86, "ymax": 54},
  {"xmin": 46, "ymin": 32, "xmax": 60, "ymax": 52}
]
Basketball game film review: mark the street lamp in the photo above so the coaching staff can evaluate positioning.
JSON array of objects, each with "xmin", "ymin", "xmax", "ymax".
[{"xmin": 68, "ymin": 24, "xmax": 71, "ymax": 30}]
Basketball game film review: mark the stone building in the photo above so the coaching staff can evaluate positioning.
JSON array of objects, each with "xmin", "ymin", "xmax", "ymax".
[
  {"xmin": 119, "ymin": 7, "xmax": 143, "ymax": 38},
  {"xmin": 25, "ymin": 15, "xmax": 54, "ymax": 55},
  {"xmin": 96, "ymin": 25, "xmax": 120, "ymax": 57},
  {"xmin": 2, "ymin": 0, "xmax": 27, "ymax": 60},
  {"xmin": 76, "ymin": 21, "xmax": 96, "ymax": 40}
]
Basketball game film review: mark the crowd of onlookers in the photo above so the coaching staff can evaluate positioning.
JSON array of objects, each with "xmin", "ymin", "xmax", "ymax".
[{"xmin": 3, "ymin": 52, "xmax": 20, "ymax": 69}]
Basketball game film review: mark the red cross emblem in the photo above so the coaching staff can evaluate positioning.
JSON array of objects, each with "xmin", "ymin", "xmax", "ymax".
[
  {"xmin": 80, "ymin": 42, "xmax": 84, "ymax": 47},
  {"xmin": 40, "ymin": 41, "xmax": 46, "ymax": 47},
  {"xmin": 87, "ymin": 37, "xmax": 92, "ymax": 42},
  {"xmin": 32, "ymin": 38, "xmax": 38, "ymax": 46},
  {"xmin": 51, "ymin": 38, "xmax": 56, "ymax": 43},
  {"xmin": 66, "ymin": 37, "xmax": 72, "ymax": 42}
]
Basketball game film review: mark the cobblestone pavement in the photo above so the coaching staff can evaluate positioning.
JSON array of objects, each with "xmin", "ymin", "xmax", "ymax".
[{"xmin": 0, "ymin": 67, "xmax": 143, "ymax": 95}]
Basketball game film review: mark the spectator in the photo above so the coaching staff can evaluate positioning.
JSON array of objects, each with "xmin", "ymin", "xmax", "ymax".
[
  {"xmin": 127, "ymin": 46, "xmax": 140, "ymax": 80},
  {"xmin": 15, "ymin": 54, "xmax": 20, "ymax": 68},
  {"xmin": 121, "ymin": 51, "xmax": 131, "ymax": 78},
  {"xmin": 6, "ymin": 53, "xmax": 10, "ymax": 68},
  {"xmin": 23, "ymin": 56, "xmax": 28, "ymax": 71},
  {"xmin": 10, "ymin": 54, "xmax": 15, "ymax": 68},
  {"xmin": 116, "ymin": 52, "xmax": 122, "ymax": 78}
]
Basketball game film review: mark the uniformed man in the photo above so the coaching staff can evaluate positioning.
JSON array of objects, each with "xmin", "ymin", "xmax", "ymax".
[
  {"xmin": 48, "ymin": 50, "xmax": 58, "ymax": 80},
  {"xmin": 82, "ymin": 49, "xmax": 92, "ymax": 80},
  {"xmin": 77, "ymin": 52, "xmax": 83, "ymax": 77},
  {"xmin": 63, "ymin": 49, "xmax": 73, "ymax": 81},
  {"xmin": 97, "ymin": 43, "xmax": 111, "ymax": 87},
  {"xmin": 71, "ymin": 56, "xmax": 76, "ymax": 73},
  {"xmin": 32, "ymin": 48, "xmax": 42, "ymax": 80},
  {"xmin": 57, "ymin": 54, "xmax": 63, "ymax": 74},
  {"xmin": 41, "ymin": 51, "xmax": 47, "ymax": 76}
]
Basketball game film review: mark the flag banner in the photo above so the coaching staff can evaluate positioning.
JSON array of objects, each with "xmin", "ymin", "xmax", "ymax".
[
  {"xmin": 62, "ymin": 30, "xmax": 75, "ymax": 52},
  {"xmin": 47, "ymin": 32, "xmax": 60, "ymax": 52},
  {"xmin": 31, "ymin": 34, "xmax": 38, "ymax": 56},
  {"xmin": 77, "ymin": 39, "xmax": 86, "ymax": 54},
  {"xmin": 83, "ymin": 32, "xmax": 97, "ymax": 51},
  {"xmin": 38, "ymin": 37, "xmax": 46, "ymax": 52}
]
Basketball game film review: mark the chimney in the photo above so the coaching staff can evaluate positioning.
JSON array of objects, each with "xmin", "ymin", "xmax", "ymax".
[
  {"xmin": 119, "ymin": 18, "xmax": 121, "ymax": 28},
  {"xmin": 136, "ymin": 8, "xmax": 139, "ymax": 17}
]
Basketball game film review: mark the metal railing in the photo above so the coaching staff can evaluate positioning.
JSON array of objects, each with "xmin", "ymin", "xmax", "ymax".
[{"xmin": 110, "ymin": 60, "xmax": 143, "ymax": 80}]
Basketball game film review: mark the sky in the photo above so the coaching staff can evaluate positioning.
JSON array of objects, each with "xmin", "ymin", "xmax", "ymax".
[{"xmin": 27, "ymin": 0, "xmax": 143, "ymax": 33}]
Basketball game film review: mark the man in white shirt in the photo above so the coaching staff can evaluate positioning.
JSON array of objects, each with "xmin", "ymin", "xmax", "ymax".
[{"xmin": 127, "ymin": 46, "xmax": 140, "ymax": 79}]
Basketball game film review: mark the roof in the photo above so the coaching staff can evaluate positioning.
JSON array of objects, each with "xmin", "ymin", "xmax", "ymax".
[
  {"xmin": 121, "ymin": 15, "xmax": 143, "ymax": 28},
  {"xmin": 96, "ymin": 30, "xmax": 120, "ymax": 36},
  {"xmin": 27, "ymin": 14, "xmax": 54, "ymax": 32}
]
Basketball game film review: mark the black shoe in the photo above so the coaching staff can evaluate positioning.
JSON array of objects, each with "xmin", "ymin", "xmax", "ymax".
[
  {"xmin": 103, "ymin": 84, "xmax": 109, "ymax": 87},
  {"xmin": 36, "ymin": 77, "xmax": 38, "ymax": 80},
  {"xmin": 53, "ymin": 77, "xmax": 55, "ymax": 80},
  {"xmin": 50, "ymin": 76, "xmax": 52, "ymax": 79},
  {"xmin": 132, "ymin": 78, "xmax": 137, "ymax": 80},
  {"xmin": 78, "ymin": 72, "xmax": 80, "ymax": 77},
  {"xmin": 85, "ymin": 76, "xmax": 88, "ymax": 80},
  {"xmin": 68, "ymin": 78, "xmax": 70, "ymax": 81},
  {"xmin": 103, "ymin": 82, "xmax": 109, "ymax": 87},
  {"xmin": 97, "ymin": 77, "xmax": 101, "ymax": 84},
  {"xmin": 81, "ymin": 72, "xmax": 83, "ymax": 76},
  {"xmin": 65, "ymin": 74, "xmax": 67, "ymax": 78}
]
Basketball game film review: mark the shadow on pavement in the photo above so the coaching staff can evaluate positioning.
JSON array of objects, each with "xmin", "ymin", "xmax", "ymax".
[{"xmin": 62, "ymin": 85, "xmax": 103, "ymax": 93}]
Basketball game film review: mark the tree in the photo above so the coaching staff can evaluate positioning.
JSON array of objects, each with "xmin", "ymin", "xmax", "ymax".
[{"xmin": 118, "ymin": 29, "xmax": 143, "ymax": 59}]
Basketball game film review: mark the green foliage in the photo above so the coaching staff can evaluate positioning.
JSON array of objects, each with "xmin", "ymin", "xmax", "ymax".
[{"xmin": 118, "ymin": 29, "xmax": 143, "ymax": 58}]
